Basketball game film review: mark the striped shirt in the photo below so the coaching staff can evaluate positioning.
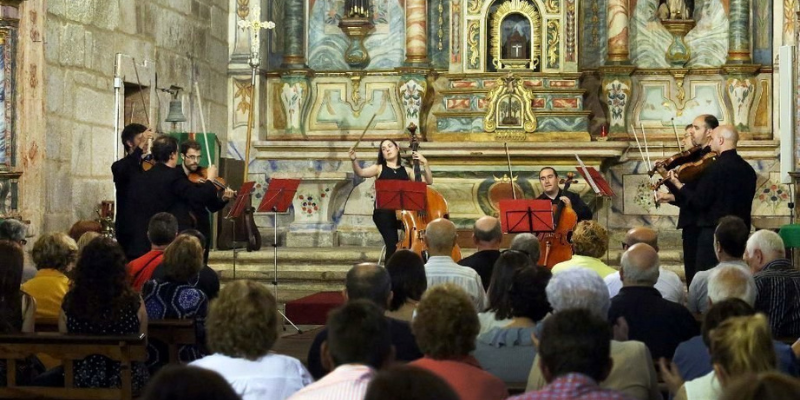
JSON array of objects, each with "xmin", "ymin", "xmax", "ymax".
[
  {"xmin": 754, "ymin": 258, "xmax": 800, "ymax": 338},
  {"xmin": 286, "ymin": 364, "xmax": 373, "ymax": 400},
  {"xmin": 425, "ymin": 256, "xmax": 488, "ymax": 310}
]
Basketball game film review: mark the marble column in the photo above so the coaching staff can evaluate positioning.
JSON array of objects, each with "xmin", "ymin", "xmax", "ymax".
[
  {"xmin": 727, "ymin": 0, "xmax": 752, "ymax": 64},
  {"xmin": 405, "ymin": 0, "xmax": 429, "ymax": 65},
  {"xmin": 282, "ymin": 0, "xmax": 306, "ymax": 68},
  {"xmin": 606, "ymin": 0, "xmax": 630, "ymax": 64}
]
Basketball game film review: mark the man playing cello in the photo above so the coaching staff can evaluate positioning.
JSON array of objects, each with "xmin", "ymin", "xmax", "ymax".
[{"xmin": 536, "ymin": 167, "xmax": 592, "ymax": 222}]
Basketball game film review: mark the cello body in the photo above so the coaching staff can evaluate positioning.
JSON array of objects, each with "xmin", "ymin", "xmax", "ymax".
[{"xmin": 537, "ymin": 174, "xmax": 578, "ymax": 268}]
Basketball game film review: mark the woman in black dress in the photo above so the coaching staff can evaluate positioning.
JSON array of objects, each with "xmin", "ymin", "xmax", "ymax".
[{"xmin": 349, "ymin": 139, "xmax": 433, "ymax": 259}]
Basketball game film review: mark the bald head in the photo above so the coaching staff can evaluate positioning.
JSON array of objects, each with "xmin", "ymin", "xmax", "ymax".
[
  {"xmin": 473, "ymin": 216, "xmax": 502, "ymax": 249},
  {"xmin": 426, "ymin": 218, "xmax": 457, "ymax": 256},
  {"xmin": 624, "ymin": 227, "xmax": 659, "ymax": 251},
  {"xmin": 345, "ymin": 263, "xmax": 392, "ymax": 309},
  {"xmin": 710, "ymin": 124, "xmax": 739, "ymax": 153},
  {"xmin": 620, "ymin": 243, "xmax": 660, "ymax": 287}
]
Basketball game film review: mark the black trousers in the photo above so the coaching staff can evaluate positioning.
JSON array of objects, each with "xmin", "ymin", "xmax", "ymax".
[
  {"xmin": 682, "ymin": 225, "xmax": 718, "ymax": 286},
  {"xmin": 373, "ymin": 209, "xmax": 399, "ymax": 260}
]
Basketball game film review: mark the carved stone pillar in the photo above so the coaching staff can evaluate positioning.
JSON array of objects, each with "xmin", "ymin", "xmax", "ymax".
[
  {"xmin": 405, "ymin": 0, "xmax": 429, "ymax": 65},
  {"xmin": 727, "ymin": 0, "xmax": 751, "ymax": 64},
  {"xmin": 0, "ymin": 1, "xmax": 23, "ymax": 219},
  {"xmin": 599, "ymin": 65, "xmax": 636, "ymax": 139},
  {"xmin": 606, "ymin": 0, "xmax": 629, "ymax": 64},
  {"xmin": 281, "ymin": 0, "xmax": 306, "ymax": 68}
]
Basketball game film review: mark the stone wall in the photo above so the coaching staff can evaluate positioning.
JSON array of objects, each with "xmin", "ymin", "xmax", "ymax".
[{"xmin": 39, "ymin": 0, "xmax": 229, "ymax": 231}]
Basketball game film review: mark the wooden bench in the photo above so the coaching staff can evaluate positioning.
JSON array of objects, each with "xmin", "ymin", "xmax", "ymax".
[{"xmin": 0, "ymin": 332, "xmax": 146, "ymax": 400}]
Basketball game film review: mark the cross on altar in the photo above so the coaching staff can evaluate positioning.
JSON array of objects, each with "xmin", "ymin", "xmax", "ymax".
[
  {"xmin": 237, "ymin": 5, "xmax": 276, "ymax": 67},
  {"xmin": 512, "ymin": 44, "xmax": 522, "ymax": 58}
]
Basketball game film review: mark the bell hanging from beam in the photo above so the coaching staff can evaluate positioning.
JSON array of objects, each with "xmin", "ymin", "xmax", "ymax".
[{"xmin": 164, "ymin": 85, "xmax": 186, "ymax": 131}]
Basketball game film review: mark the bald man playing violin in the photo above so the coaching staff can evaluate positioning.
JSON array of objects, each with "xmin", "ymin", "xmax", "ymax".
[
  {"xmin": 180, "ymin": 140, "xmax": 235, "ymax": 260},
  {"xmin": 656, "ymin": 123, "xmax": 756, "ymax": 286}
]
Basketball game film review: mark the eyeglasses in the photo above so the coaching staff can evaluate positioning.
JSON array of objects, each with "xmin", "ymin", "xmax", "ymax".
[{"xmin": 184, "ymin": 155, "xmax": 201, "ymax": 161}]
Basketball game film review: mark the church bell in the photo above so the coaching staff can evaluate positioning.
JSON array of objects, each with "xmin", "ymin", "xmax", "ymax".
[{"xmin": 165, "ymin": 98, "xmax": 186, "ymax": 123}]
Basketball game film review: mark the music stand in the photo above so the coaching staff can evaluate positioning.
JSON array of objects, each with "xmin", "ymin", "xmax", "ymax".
[
  {"xmin": 226, "ymin": 182, "xmax": 257, "ymax": 280},
  {"xmin": 257, "ymin": 178, "xmax": 302, "ymax": 333},
  {"xmin": 375, "ymin": 180, "xmax": 427, "ymax": 211},
  {"xmin": 498, "ymin": 199, "xmax": 555, "ymax": 234}
]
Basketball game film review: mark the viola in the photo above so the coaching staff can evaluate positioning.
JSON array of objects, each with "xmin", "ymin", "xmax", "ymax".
[
  {"xmin": 188, "ymin": 166, "xmax": 232, "ymax": 193},
  {"xmin": 397, "ymin": 125, "xmax": 462, "ymax": 261},
  {"xmin": 650, "ymin": 146, "xmax": 717, "ymax": 191},
  {"xmin": 537, "ymin": 173, "xmax": 578, "ymax": 269}
]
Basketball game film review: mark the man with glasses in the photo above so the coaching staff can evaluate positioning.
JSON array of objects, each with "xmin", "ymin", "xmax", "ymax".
[
  {"xmin": 536, "ymin": 167, "xmax": 592, "ymax": 222},
  {"xmin": 180, "ymin": 140, "xmax": 234, "ymax": 260}
]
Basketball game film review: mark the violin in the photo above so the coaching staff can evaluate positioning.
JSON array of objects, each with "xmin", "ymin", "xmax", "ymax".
[
  {"xmin": 188, "ymin": 166, "xmax": 232, "ymax": 194},
  {"xmin": 649, "ymin": 145, "xmax": 717, "ymax": 191},
  {"xmin": 398, "ymin": 125, "xmax": 462, "ymax": 262},
  {"xmin": 538, "ymin": 173, "xmax": 578, "ymax": 269}
]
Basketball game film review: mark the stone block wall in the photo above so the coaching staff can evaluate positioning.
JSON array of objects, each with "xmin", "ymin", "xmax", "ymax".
[{"xmin": 40, "ymin": 0, "xmax": 229, "ymax": 231}]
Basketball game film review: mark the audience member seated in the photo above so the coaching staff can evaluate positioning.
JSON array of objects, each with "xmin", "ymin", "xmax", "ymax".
[
  {"xmin": 719, "ymin": 372, "xmax": 800, "ymax": 400},
  {"xmin": 365, "ymin": 365, "xmax": 459, "ymax": 400},
  {"xmin": 478, "ymin": 250, "xmax": 531, "ymax": 334},
  {"xmin": 0, "ymin": 218, "xmax": 36, "ymax": 282},
  {"xmin": 191, "ymin": 280, "xmax": 312, "ymax": 400},
  {"xmin": 509, "ymin": 233, "xmax": 542, "ymax": 266},
  {"xmin": 410, "ymin": 284, "xmax": 508, "ymax": 400},
  {"xmin": 605, "ymin": 227, "xmax": 685, "ymax": 303},
  {"xmin": 75, "ymin": 231, "xmax": 101, "ymax": 256},
  {"xmin": 511, "ymin": 309, "xmax": 637, "ymax": 400},
  {"xmin": 150, "ymin": 229, "xmax": 221, "ymax": 300},
  {"xmin": 288, "ymin": 300, "xmax": 393, "ymax": 400},
  {"xmin": 662, "ymin": 314, "xmax": 776, "ymax": 400},
  {"xmin": 608, "ymin": 243, "xmax": 698, "ymax": 360},
  {"xmin": 424, "ymin": 218, "xmax": 487, "ymax": 310},
  {"xmin": 475, "ymin": 265, "xmax": 552, "ymax": 384},
  {"xmin": 0, "ymin": 240, "xmax": 39, "ymax": 386},
  {"xmin": 744, "ymin": 229, "xmax": 800, "ymax": 338},
  {"xmin": 307, "ymin": 263, "xmax": 422, "ymax": 379},
  {"xmin": 551, "ymin": 221, "xmax": 616, "ymax": 278},
  {"xmin": 143, "ymin": 234, "xmax": 209, "ymax": 373},
  {"xmin": 57, "ymin": 237, "xmax": 148, "ymax": 389},
  {"xmin": 706, "ymin": 264, "xmax": 756, "ymax": 307},
  {"xmin": 527, "ymin": 268, "xmax": 661, "ymax": 400},
  {"xmin": 141, "ymin": 365, "xmax": 241, "ymax": 400},
  {"xmin": 671, "ymin": 299, "xmax": 798, "ymax": 382},
  {"xmin": 67, "ymin": 220, "xmax": 102, "ymax": 243},
  {"xmin": 128, "ymin": 212, "xmax": 177, "ymax": 291},
  {"xmin": 458, "ymin": 216, "xmax": 503, "ymax": 290},
  {"xmin": 384, "ymin": 250, "xmax": 427, "ymax": 322},
  {"xmin": 22, "ymin": 232, "xmax": 77, "ymax": 320},
  {"xmin": 688, "ymin": 216, "xmax": 750, "ymax": 315}
]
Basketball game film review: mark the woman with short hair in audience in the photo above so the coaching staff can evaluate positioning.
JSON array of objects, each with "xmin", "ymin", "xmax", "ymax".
[
  {"xmin": 478, "ymin": 250, "xmax": 532, "ymax": 334},
  {"xmin": 60, "ymin": 237, "xmax": 148, "ymax": 389},
  {"xmin": 190, "ymin": 280, "xmax": 312, "ymax": 400},
  {"xmin": 410, "ymin": 284, "xmax": 508, "ymax": 400},
  {"xmin": 67, "ymin": 220, "xmax": 102, "ymax": 243},
  {"xmin": 474, "ymin": 265, "xmax": 551, "ymax": 384},
  {"xmin": 22, "ymin": 232, "xmax": 77, "ymax": 320},
  {"xmin": 385, "ymin": 250, "xmax": 427, "ymax": 322},
  {"xmin": 75, "ymin": 231, "xmax": 101, "ymax": 256},
  {"xmin": 669, "ymin": 314, "xmax": 777, "ymax": 400},
  {"xmin": 143, "ymin": 234, "xmax": 209, "ymax": 373},
  {"xmin": 0, "ymin": 240, "xmax": 39, "ymax": 386},
  {"xmin": 142, "ymin": 365, "xmax": 241, "ymax": 400}
]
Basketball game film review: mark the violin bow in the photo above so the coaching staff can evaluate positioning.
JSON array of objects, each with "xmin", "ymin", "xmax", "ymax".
[
  {"xmin": 504, "ymin": 142, "xmax": 517, "ymax": 200},
  {"xmin": 671, "ymin": 117, "xmax": 683, "ymax": 151},
  {"xmin": 350, "ymin": 113, "xmax": 378, "ymax": 152},
  {"xmin": 194, "ymin": 81, "xmax": 213, "ymax": 167},
  {"xmin": 632, "ymin": 124, "xmax": 660, "ymax": 208},
  {"xmin": 131, "ymin": 58, "xmax": 150, "ymax": 127}
]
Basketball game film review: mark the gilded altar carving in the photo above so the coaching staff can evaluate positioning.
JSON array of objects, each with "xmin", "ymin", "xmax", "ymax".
[
  {"xmin": 547, "ymin": 20, "xmax": 560, "ymax": 69},
  {"xmin": 484, "ymin": 74, "xmax": 537, "ymax": 138},
  {"xmin": 490, "ymin": 0, "xmax": 542, "ymax": 70}
]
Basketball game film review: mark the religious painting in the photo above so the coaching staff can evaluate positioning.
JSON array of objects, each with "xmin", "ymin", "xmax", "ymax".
[
  {"xmin": 501, "ymin": 14, "xmax": 531, "ymax": 59},
  {"xmin": 0, "ymin": 23, "xmax": 17, "ymax": 169},
  {"xmin": 497, "ymin": 94, "xmax": 523, "ymax": 128},
  {"xmin": 489, "ymin": 0, "xmax": 542, "ymax": 71}
]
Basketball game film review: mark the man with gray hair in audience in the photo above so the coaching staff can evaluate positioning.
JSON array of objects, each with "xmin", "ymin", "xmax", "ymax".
[
  {"xmin": 458, "ymin": 216, "xmax": 503, "ymax": 291},
  {"xmin": 509, "ymin": 233, "xmax": 541, "ymax": 265},
  {"xmin": 0, "ymin": 218, "xmax": 36, "ymax": 282},
  {"xmin": 608, "ymin": 243, "xmax": 698, "ymax": 361},
  {"xmin": 706, "ymin": 264, "xmax": 756, "ymax": 307},
  {"xmin": 745, "ymin": 229, "xmax": 800, "ymax": 338},
  {"xmin": 605, "ymin": 227, "xmax": 685, "ymax": 304},
  {"xmin": 526, "ymin": 268, "xmax": 661, "ymax": 400},
  {"xmin": 424, "ymin": 218, "xmax": 487, "ymax": 310}
]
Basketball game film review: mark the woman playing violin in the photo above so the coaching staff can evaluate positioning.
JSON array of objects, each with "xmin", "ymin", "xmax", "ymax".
[{"xmin": 349, "ymin": 139, "xmax": 433, "ymax": 259}]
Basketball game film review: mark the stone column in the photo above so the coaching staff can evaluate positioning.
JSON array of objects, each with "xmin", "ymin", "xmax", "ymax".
[
  {"xmin": 405, "ymin": 0, "xmax": 429, "ymax": 65},
  {"xmin": 727, "ymin": 0, "xmax": 752, "ymax": 64},
  {"xmin": 281, "ymin": 0, "xmax": 306, "ymax": 68},
  {"xmin": 606, "ymin": 0, "xmax": 629, "ymax": 64}
]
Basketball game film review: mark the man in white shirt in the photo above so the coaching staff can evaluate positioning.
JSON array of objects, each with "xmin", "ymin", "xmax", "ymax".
[
  {"xmin": 287, "ymin": 300, "xmax": 394, "ymax": 400},
  {"xmin": 605, "ymin": 227, "xmax": 684, "ymax": 304},
  {"xmin": 424, "ymin": 218, "xmax": 487, "ymax": 310}
]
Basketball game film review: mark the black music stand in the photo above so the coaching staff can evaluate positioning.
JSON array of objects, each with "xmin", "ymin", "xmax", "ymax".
[
  {"xmin": 375, "ymin": 180, "xmax": 427, "ymax": 211},
  {"xmin": 498, "ymin": 199, "xmax": 555, "ymax": 234},
  {"xmin": 257, "ymin": 178, "xmax": 302, "ymax": 333},
  {"xmin": 226, "ymin": 182, "xmax": 256, "ymax": 280}
]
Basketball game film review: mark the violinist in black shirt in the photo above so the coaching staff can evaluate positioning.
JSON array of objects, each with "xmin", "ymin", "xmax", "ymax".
[
  {"xmin": 111, "ymin": 123, "xmax": 153, "ymax": 260},
  {"xmin": 657, "ymin": 123, "xmax": 756, "ymax": 285},
  {"xmin": 536, "ymin": 167, "xmax": 592, "ymax": 222}
]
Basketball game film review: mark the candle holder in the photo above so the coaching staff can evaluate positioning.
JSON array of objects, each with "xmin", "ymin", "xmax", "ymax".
[
  {"xmin": 339, "ymin": 0, "xmax": 374, "ymax": 68},
  {"xmin": 661, "ymin": 19, "xmax": 695, "ymax": 67}
]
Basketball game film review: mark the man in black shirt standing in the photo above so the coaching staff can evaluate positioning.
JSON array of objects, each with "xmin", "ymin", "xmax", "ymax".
[
  {"xmin": 536, "ymin": 167, "xmax": 592, "ymax": 222},
  {"xmin": 657, "ymin": 123, "xmax": 756, "ymax": 285},
  {"xmin": 111, "ymin": 123, "xmax": 153, "ymax": 260}
]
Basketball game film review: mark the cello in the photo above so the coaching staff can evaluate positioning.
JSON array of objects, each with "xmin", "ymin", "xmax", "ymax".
[
  {"xmin": 537, "ymin": 172, "xmax": 578, "ymax": 268},
  {"xmin": 397, "ymin": 125, "xmax": 462, "ymax": 261}
]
